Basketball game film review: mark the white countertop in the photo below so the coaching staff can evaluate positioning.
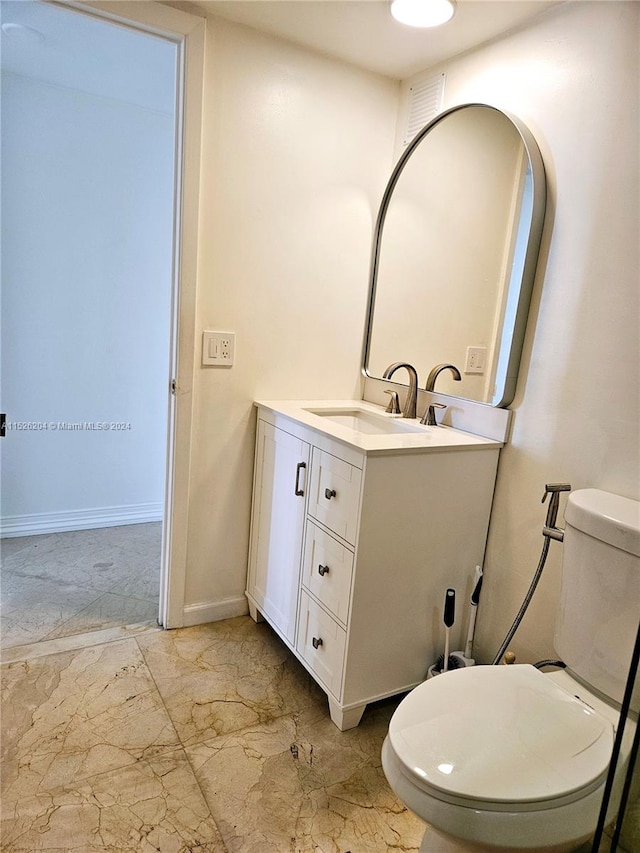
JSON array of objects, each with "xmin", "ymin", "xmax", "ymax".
[{"xmin": 255, "ymin": 400, "xmax": 502, "ymax": 454}]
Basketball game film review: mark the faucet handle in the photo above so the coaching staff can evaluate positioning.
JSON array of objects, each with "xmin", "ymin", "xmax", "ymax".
[
  {"xmin": 420, "ymin": 402, "xmax": 446, "ymax": 426},
  {"xmin": 384, "ymin": 390, "xmax": 401, "ymax": 414}
]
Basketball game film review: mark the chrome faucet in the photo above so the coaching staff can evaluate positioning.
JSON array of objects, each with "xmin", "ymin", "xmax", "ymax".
[
  {"xmin": 421, "ymin": 363, "xmax": 462, "ymax": 426},
  {"xmin": 425, "ymin": 363, "xmax": 462, "ymax": 392},
  {"xmin": 382, "ymin": 362, "xmax": 419, "ymax": 419}
]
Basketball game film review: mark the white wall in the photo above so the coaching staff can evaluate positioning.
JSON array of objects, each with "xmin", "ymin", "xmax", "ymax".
[
  {"xmin": 1, "ymin": 72, "xmax": 175, "ymax": 534},
  {"xmin": 169, "ymin": 1, "xmax": 639, "ymax": 658},
  {"xmin": 400, "ymin": 0, "xmax": 639, "ymax": 664},
  {"xmin": 182, "ymin": 17, "xmax": 399, "ymax": 615}
]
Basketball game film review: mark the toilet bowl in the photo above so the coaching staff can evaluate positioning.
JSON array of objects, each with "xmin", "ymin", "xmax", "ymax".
[
  {"xmin": 382, "ymin": 663, "xmax": 632, "ymax": 851},
  {"xmin": 382, "ymin": 490, "xmax": 640, "ymax": 852}
]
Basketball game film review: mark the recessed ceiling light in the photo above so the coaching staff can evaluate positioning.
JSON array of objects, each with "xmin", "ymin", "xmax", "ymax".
[{"xmin": 390, "ymin": 0, "xmax": 456, "ymax": 28}]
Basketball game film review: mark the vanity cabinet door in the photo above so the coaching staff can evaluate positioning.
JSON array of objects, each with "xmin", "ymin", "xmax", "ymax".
[
  {"xmin": 307, "ymin": 448, "xmax": 362, "ymax": 545},
  {"xmin": 247, "ymin": 421, "xmax": 310, "ymax": 645}
]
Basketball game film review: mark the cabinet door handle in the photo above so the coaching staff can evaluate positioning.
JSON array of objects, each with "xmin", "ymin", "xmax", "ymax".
[
  {"xmin": 318, "ymin": 564, "xmax": 330, "ymax": 576},
  {"xmin": 312, "ymin": 636, "xmax": 323, "ymax": 649},
  {"xmin": 294, "ymin": 461, "xmax": 306, "ymax": 496},
  {"xmin": 324, "ymin": 488, "xmax": 336, "ymax": 500}
]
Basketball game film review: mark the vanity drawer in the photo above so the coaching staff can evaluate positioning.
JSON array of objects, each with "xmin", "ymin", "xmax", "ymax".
[
  {"xmin": 308, "ymin": 448, "xmax": 362, "ymax": 544},
  {"xmin": 302, "ymin": 521, "xmax": 353, "ymax": 625},
  {"xmin": 297, "ymin": 591, "xmax": 346, "ymax": 699}
]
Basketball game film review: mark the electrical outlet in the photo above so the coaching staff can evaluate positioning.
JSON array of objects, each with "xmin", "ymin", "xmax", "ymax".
[
  {"xmin": 465, "ymin": 346, "xmax": 486, "ymax": 374},
  {"xmin": 202, "ymin": 331, "xmax": 235, "ymax": 366}
]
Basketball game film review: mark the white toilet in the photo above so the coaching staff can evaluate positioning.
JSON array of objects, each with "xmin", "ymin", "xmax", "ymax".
[{"xmin": 382, "ymin": 488, "xmax": 640, "ymax": 852}]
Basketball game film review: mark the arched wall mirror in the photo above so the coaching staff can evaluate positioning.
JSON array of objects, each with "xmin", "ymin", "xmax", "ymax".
[{"xmin": 362, "ymin": 103, "xmax": 547, "ymax": 408}]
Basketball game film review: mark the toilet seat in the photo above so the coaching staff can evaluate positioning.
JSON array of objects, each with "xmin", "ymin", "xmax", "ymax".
[{"xmin": 387, "ymin": 664, "xmax": 614, "ymax": 812}]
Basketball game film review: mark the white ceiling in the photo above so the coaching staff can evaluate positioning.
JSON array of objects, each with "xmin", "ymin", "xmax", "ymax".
[
  {"xmin": 184, "ymin": 0, "xmax": 561, "ymax": 79},
  {"xmin": 0, "ymin": 0, "xmax": 561, "ymax": 113}
]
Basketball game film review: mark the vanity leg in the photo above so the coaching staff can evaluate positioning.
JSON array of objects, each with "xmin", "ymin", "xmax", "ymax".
[
  {"xmin": 248, "ymin": 601, "xmax": 264, "ymax": 623},
  {"xmin": 328, "ymin": 698, "xmax": 366, "ymax": 731}
]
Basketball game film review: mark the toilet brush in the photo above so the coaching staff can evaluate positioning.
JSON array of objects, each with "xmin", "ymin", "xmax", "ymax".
[
  {"xmin": 465, "ymin": 567, "xmax": 483, "ymax": 660},
  {"xmin": 429, "ymin": 588, "xmax": 461, "ymax": 675},
  {"xmin": 450, "ymin": 566, "xmax": 483, "ymax": 668}
]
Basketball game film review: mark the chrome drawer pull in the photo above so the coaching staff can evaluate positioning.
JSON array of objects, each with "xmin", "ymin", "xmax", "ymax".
[
  {"xmin": 294, "ymin": 461, "xmax": 306, "ymax": 496},
  {"xmin": 324, "ymin": 488, "xmax": 336, "ymax": 500},
  {"xmin": 318, "ymin": 564, "xmax": 330, "ymax": 576},
  {"xmin": 312, "ymin": 636, "xmax": 323, "ymax": 649}
]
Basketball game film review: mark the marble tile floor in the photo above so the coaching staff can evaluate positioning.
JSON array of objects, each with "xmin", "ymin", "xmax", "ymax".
[
  {"xmin": 0, "ymin": 615, "xmax": 426, "ymax": 852},
  {"xmin": 0, "ymin": 523, "xmax": 161, "ymax": 649},
  {"xmin": 0, "ymin": 613, "xmax": 625, "ymax": 852}
]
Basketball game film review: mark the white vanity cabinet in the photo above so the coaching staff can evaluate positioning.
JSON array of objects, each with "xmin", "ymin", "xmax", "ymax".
[
  {"xmin": 246, "ymin": 403, "xmax": 501, "ymax": 730},
  {"xmin": 247, "ymin": 421, "xmax": 310, "ymax": 645}
]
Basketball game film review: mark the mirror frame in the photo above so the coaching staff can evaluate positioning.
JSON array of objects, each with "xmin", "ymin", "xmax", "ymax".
[{"xmin": 361, "ymin": 103, "xmax": 547, "ymax": 408}]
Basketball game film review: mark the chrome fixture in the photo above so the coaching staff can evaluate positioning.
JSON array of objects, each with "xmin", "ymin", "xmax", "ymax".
[
  {"xmin": 384, "ymin": 389, "xmax": 401, "ymax": 414},
  {"xmin": 491, "ymin": 483, "xmax": 572, "ymax": 665},
  {"xmin": 382, "ymin": 362, "xmax": 419, "ymax": 419},
  {"xmin": 542, "ymin": 483, "xmax": 572, "ymax": 542},
  {"xmin": 420, "ymin": 401, "xmax": 446, "ymax": 426},
  {"xmin": 420, "ymin": 363, "xmax": 461, "ymax": 425},
  {"xmin": 425, "ymin": 362, "xmax": 462, "ymax": 391}
]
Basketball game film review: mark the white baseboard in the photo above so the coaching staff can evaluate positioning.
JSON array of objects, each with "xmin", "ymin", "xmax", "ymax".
[
  {"xmin": 181, "ymin": 596, "xmax": 249, "ymax": 627},
  {"xmin": 0, "ymin": 503, "xmax": 163, "ymax": 538}
]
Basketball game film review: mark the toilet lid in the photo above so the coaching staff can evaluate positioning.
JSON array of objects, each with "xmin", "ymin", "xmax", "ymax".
[{"xmin": 388, "ymin": 664, "xmax": 614, "ymax": 804}]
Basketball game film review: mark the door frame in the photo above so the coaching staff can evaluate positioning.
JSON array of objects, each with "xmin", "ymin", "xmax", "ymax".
[{"xmin": 52, "ymin": 0, "xmax": 205, "ymax": 628}]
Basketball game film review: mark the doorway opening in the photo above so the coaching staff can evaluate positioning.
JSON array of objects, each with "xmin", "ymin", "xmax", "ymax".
[{"xmin": 0, "ymin": 0, "xmax": 183, "ymax": 649}]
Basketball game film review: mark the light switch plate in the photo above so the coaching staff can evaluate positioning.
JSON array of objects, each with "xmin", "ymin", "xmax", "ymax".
[
  {"xmin": 203, "ymin": 331, "xmax": 235, "ymax": 366},
  {"xmin": 465, "ymin": 346, "xmax": 486, "ymax": 374}
]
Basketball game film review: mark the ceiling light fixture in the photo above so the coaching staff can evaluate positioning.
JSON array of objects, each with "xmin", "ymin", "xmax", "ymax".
[{"xmin": 390, "ymin": 0, "xmax": 456, "ymax": 28}]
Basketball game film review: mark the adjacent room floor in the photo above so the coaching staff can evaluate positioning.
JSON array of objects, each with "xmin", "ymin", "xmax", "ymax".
[{"xmin": 0, "ymin": 522, "xmax": 161, "ymax": 648}]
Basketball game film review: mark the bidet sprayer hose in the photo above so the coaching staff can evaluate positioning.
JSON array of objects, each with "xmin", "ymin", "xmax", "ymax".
[{"xmin": 491, "ymin": 483, "xmax": 572, "ymax": 666}]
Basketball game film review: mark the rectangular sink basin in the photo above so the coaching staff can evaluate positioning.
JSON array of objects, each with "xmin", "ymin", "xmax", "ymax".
[{"xmin": 304, "ymin": 408, "xmax": 426, "ymax": 436}]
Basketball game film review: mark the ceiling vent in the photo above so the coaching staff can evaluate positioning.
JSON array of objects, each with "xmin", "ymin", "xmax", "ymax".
[{"xmin": 403, "ymin": 73, "xmax": 445, "ymax": 146}]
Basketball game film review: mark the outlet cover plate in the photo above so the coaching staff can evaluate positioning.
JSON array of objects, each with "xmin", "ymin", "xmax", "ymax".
[{"xmin": 203, "ymin": 331, "xmax": 235, "ymax": 366}]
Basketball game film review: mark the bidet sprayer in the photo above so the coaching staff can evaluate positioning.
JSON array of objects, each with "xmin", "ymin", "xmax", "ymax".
[
  {"xmin": 542, "ymin": 483, "xmax": 571, "ymax": 541},
  {"xmin": 492, "ymin": 482, "xmax": 572, "ymax": 665}
]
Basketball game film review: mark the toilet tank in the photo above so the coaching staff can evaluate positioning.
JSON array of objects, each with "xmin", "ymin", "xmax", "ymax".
[{"xmin": 554, "ymin": 488, "xmax": 640, "ymax": 705}]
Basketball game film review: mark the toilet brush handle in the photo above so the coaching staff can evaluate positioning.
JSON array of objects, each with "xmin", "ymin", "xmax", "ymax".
[
  {"xmin": 442, "ymin": 589, "xmax": 455, "ymax": 673},
  {"xmin": 443, "ymin": 628, "xmax": 451, "ymax": 672},
  {"xmin": 465, "ymin": 608, "xmax": 478, "ymax": 660},
  {"xmin": 471, "ymin": 573, "xmax": 483, "ymax": 606},
  {"xmin": 444, "ymin": 588, "xmax": 455, "ymax": 627}
]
